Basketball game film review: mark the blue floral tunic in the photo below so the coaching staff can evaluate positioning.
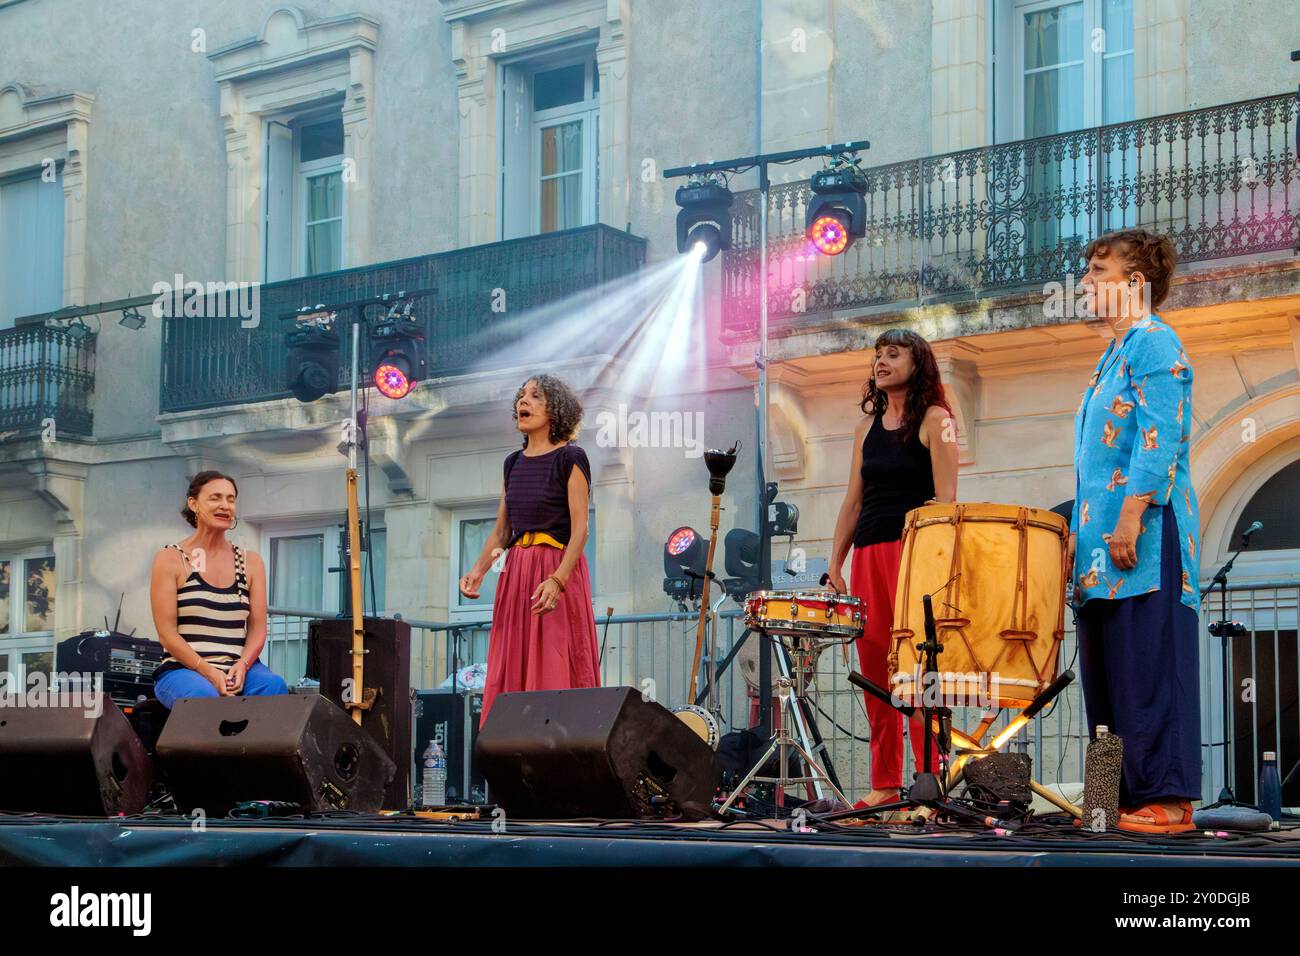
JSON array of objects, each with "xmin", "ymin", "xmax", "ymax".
[{"xmin": 1070, "ymin": 315, "xmax": 1200, "ymax": 612}]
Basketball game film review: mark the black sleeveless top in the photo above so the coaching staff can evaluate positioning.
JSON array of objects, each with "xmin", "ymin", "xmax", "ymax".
[{"xmin": 853, "ymin": 415, "xmax": 936, "ymax": 547}]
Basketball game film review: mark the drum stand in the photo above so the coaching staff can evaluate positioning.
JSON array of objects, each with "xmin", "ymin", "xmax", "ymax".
[
  {"xmin": 717, "ymin": 631, "xmax": 849, "ymax": 817},
  {"xmin": 817, "ymin": 595, "xmax": 1015, "ymax": 829}
]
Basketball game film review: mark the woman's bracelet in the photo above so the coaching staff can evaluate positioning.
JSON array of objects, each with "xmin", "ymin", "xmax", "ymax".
[{"xmin": 547, "ymin": 573, "xmax": 567, "ymax": 592}]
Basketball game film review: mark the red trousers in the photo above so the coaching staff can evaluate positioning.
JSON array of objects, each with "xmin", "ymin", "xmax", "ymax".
[{"xmin": 850, "ymin": 539, "xmax": 939, "ymax": 790}]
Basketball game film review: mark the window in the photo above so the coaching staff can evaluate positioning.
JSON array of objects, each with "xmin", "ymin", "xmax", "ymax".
[
  {"xmin": 1011, "ymin": 0, "xmax": 1133, "ymax": 138},
  {"xmin": 1232, "ymin": 461, "xmax": 1300, "ymax": 554},
  {"xmin": 267, "ymin": 522, "xmax": 386, "ymax": 616},
  {"xmin": 0, "ymin": 549, "xmax": 56, "ymax": 690},
  {"xmin": 263, "ymin": 110, "xmax": 345, "ymax": 281},
  {"xmin": 265, "ymin": 522, "xmax": 386, "ymax": 683},
  {"xmin": 450, "ymin": 507, "xmax": 597, "ymax": 621},
  {"xmin": 999, "ymin": 0, "xmax": 1135, "ymax": 253},
  {"xmin": 0, "ymin": 169, "xmax": 64, "ymax": 327},
  {"xmin": 500, "ymin": 51, "xmax": 600, "ymax": 240}
]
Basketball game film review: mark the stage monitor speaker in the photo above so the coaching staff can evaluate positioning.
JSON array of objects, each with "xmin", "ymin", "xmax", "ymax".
[
  {"xmin": 155, "ymin": 695, "xmax": 396, "ymax": 815},
  {"xmin": 476, "ymin": 686, "xmax": 723, "ymax": 821},
  {"xmin": 0, "ymin": 693, "xmax": 152, "ymax": 815},
  {"xmin": 308, "ymin": 617, "xmax": 411, "ymax": 809}
]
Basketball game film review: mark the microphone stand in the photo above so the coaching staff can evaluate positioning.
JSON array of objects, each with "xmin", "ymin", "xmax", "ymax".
[{"xmin": 1199, "ymin": 525, "xmax": 1258, "ymax": 808}]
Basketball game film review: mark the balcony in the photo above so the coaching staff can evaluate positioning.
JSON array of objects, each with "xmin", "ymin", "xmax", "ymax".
[
  {"xmin": 0, "ymin": 325, "xmax": 96, "ymax": 441},
  {"xmin": 722, "ymin": 93, "xmax": 1300, "ymax": 333},
  {"xmin": 159, "ymin": 224, "xmax": 646, "ymax": 414}
]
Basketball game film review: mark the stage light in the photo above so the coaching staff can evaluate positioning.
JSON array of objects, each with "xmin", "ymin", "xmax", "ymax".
[
  {"xmin": 770, "ymin": 501, "xmax": 799, "ymax": 536},
  {"xmin": 808, "ymin": 213, "xmax": 850, "ymax": 255},
  {"xmin": 675, "ymin": 176, "xmax": 733, "ymax": 263},
  {"xmin": 369, "ymin": 304, "xmax": 426, "ymax": 400},
  {"xmin": 63, "ymin": 317, "xmax": 93, "ymax": 341},
  {"xmin": 118, "ymin": 307, "xmax": 146, "ymax": 331},
  {"xmin": 663, "ymin": 526, "xmax": 707, "ymax": 602},
  {"xmin": 722, "ymin": 527, "xmax": 760, "ymax": 601},
  {"xmin": 805, "ymin": 162, "xmax": 867, "ymax": 256},
  {"xmin": 285, "ymin": 314, "xmax": 340, "ymax": 403}
]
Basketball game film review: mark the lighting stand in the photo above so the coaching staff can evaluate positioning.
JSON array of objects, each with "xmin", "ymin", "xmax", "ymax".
[
  {"xmin": 1199, "ymin": 524, "xmax": 1260, "ymax": 808},
  {"xmin": 664, "ymin": 142, "xmax": 869, "ymax": 738}
]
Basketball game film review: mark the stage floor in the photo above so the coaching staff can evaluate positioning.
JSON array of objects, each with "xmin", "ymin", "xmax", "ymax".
[{"xmin": 2, "ymin": 813, "xmax": 1298, "ymax": 866}]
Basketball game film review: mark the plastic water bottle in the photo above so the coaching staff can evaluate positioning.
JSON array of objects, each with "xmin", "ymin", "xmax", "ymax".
[
  {"xmin": 421, "ymin": 739, "xmax": 447, "ymax": 809},
  {"xmin": 1258, "ymin": 751, "xmax": 1282, "ymax": 825}
]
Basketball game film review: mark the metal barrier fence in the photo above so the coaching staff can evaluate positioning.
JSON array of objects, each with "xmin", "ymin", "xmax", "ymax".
[{"xmin": 268, "ymin": 582, "xmax": 1298, "ymax": 806}]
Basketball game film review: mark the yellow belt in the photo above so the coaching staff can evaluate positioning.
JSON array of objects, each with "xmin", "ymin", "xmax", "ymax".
[{"xmin": 515, "ymin": 531, "xmax": 564, "ymax": 550}]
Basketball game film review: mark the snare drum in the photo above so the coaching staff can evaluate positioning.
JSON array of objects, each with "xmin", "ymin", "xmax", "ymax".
[
  {"xmin": 743, "ymin": 589, "xmax": 864, "ymax": 640},
  {"xmin": 671, "ymin": 705, "xmax": 720, "ymax": 750}
]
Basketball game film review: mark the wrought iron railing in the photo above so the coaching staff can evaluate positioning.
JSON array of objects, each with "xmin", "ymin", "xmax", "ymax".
[
  {"xmin": 722, "ymin": 93, "xmax": 1300, "ymax": 331},
  {"xmin": 159, "ymin": 224, "xmax": 646, "ymax": 414},
  {"xmin": 0, "ymin": 325, "xmax": 96, "ymax": 439}
]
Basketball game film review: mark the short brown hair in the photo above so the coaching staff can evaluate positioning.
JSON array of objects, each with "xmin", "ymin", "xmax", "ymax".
[
  {"xmin": 1083, "ymin": 228, "xmax": 1178, "ymax": 308},
  {"xmin": 512, "ymin": 374, "xmax": 583, "ymax": 446},
  {"xmin": 181, "ymin": 470, "xmax": 238, "ymax": 527}
]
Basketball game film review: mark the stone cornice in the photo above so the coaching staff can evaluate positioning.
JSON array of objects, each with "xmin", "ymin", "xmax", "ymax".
[
  {"xmin": 207, "ymin": 7, "xmax": 380, "ymax": 84},
  {"xmin": 0, "ymin": 84, "xmax": 94, "ymax": 142}
]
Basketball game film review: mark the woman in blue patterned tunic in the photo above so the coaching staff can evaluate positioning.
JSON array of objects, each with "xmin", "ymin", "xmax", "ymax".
[{"xmin": 1069, "ymin": 228, "xmax": 1200, "ymax": 833}]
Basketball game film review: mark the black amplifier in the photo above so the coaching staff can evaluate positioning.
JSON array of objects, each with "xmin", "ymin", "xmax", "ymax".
[
  {"xmin": 55, "ymin": 630, "xmax": 165, "ymax": 705},
  {"xmin": 413, "ymin": 689, "xmax": 488, "ymax": 806}
]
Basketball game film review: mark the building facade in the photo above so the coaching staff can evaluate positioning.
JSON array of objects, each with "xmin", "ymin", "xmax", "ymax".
[{"xmin": 1, "ymin": 0, "xmax": 1297, "ymax": 798}]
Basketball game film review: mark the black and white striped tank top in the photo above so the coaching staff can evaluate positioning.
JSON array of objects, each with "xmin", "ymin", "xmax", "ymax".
[{"xmin": 154, "ymin": 543, "xmax": 250, "ymax": 677}]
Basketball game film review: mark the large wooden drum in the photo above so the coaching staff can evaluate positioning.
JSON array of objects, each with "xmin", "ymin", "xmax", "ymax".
[{"xmin": 889, "ymin": 502, "xmax": 1069, "ymax": 709}]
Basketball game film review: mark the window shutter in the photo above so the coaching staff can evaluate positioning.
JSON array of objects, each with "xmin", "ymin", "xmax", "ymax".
[
  {"xmin": 500, "ymin": 63, "xmax": 532, "ymax": 240},
  {"xmin": 0, "ymin": 173, "xmax": 64, "ymax": 327},
  {"xmin": 263, "ymin": 121, "xmax": 294, "ymax": 281}
]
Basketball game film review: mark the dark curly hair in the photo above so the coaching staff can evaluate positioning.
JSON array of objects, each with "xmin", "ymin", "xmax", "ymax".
[
  {"xmin": 512, "ymin": 374, "xmax": 583, "ymax": 446},
  {"xmin": 1084, "ymin": 227, "xmax": 1178, "ymax": 308},
  {"xmin": 181, "ymin": 470, "xmax": 238, "ymax": 528},
  {"xmin": 859, "ymin": 328, "xmax": 951, "ymax": 445}
]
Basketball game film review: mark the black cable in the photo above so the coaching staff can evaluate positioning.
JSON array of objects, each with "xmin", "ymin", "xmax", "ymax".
[{"xmin": 810, "ymin": 699, "xmax": 871, "ymax": 743}]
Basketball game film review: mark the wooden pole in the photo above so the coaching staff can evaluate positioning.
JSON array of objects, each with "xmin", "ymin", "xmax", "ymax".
[{"xmin": 346, "ymin": 468, "xmax": 365, "ymax": 725}]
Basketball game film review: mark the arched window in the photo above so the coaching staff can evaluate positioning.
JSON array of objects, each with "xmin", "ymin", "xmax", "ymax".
[{"xmin": 1231, "ymin": 459, "xmax": 1300, "ymax": 552}]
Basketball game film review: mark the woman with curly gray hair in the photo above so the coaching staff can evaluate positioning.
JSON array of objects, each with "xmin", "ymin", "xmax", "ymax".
[{"xmin": 460, "ymin": 374, "xmax": 599, "ymax": 724}]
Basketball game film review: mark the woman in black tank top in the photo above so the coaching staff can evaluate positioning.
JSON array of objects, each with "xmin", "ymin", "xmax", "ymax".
[{"xmin": 828, "ymin": 330, "xmax": 959, "ymax": 807}]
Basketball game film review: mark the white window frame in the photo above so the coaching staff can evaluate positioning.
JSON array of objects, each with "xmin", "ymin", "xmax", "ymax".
[
  {"xmin": 529, "ymin": 55, "xmax": 600, "ymax": 235},
  {"xmin": 266, "ymin": 523, "xmax": 340, "ymax": 616},
  {"xmin": 265, "ymin": 521, "xmax": 385, "ymax": 617},
  {"xmin": 0, "ymin": 546, "xmax": 57, "ymax": 689},
  {"xmin": 450, "ymin": 504, "xmax": 598, "ymax": 623},
  {"xmin": 294, "ymin": 112, "xmax": 346, "ymax": 277},
  {"xmin": 0, "ymin": 166, "xmax": 65, "ymax": 328},
  {"xmin": 995, "ymin": 0, "xmax": 1134, "ymax": 141},
  {"xmin": 450, "ymin": 507, "xmax": 501, "ymax": 623}
]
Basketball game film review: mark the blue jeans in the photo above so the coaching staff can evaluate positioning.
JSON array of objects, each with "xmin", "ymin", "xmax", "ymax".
[{"xmin": 153, "ymin": 661, "xmax": 289, "ymax": 709}]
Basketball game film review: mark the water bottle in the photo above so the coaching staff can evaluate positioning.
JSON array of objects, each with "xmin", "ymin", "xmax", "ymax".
[
  {"xmin": 421, "ymin": 739, "xmax": 447, "ymax": 809},
  {"xmin": 1258, "ymin": 751, "xmax": 1282, "ymax": 825}
]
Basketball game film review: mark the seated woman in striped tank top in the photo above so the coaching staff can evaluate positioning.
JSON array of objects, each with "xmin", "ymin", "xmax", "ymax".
[{"xmin": 148, "ymin": 470, "xmax": 288, "ymax": 708}]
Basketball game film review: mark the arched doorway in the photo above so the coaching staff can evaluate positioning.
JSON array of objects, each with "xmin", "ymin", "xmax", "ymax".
[{"xmin": 1210, "ymin": 457, "xmax": 1299, "ymax": 807}]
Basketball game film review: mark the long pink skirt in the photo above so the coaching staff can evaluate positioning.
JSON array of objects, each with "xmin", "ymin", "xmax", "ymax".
[{"xmin": 480, "ymin": 545, "xmax": 600, "ymax": 726}]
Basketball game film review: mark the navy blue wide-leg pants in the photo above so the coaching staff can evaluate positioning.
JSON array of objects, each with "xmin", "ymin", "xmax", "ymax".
[{"xmin": 1076, "ymin": 504, "xmax": 1202, "ymax": 805}]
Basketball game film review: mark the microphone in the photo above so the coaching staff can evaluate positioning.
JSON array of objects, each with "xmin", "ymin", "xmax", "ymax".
[{"xmin": 1241, "ymin": 521, "xmax": 1263, "ymax": 545}]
